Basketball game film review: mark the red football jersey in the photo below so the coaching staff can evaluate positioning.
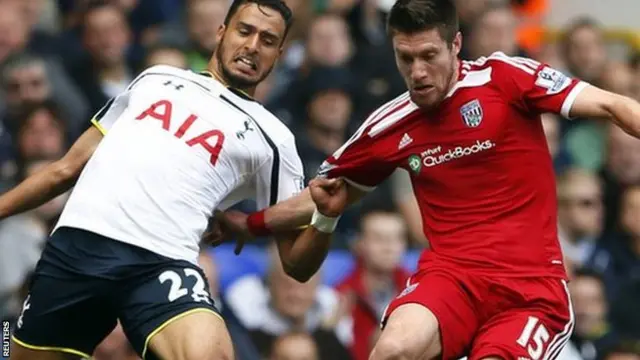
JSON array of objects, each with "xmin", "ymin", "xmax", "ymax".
[{"xmin": 320, "ymin": 52, "xmax": 588, "ymax": 278}]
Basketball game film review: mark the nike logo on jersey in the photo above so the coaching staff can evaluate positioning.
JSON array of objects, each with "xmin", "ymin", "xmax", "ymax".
[{"xmin": 398, "ymin": 133, "xmax": 413, "ymax": 149}]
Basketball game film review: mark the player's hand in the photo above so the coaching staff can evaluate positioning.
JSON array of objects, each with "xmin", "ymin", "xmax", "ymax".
[
  {"xmin": 309, "ymin": 177, "xmax": 349, "ymax": 217},
  {"xmin": 208, "ymin": 210, "xmax": 253, "ymax": 255}
]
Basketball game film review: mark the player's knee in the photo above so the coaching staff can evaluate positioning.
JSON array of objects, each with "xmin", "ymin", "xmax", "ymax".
[{"xmin": 370, "ymin": 337, "xmax": 411, "ymax": 360}]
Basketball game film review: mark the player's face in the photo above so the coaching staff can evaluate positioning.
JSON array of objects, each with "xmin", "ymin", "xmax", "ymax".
[
  {"xmin": 215, "ymin": 4, "xmax": 284, "ymax": 90},
  {"xmin": 393, "ymin": 29, "xmax": 461, "ymax": 110}
]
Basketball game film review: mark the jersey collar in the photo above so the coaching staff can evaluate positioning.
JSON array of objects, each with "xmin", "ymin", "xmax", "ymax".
[{"xmin": 198, "ymin": 70, "xmax": 257, "ymax": 102}]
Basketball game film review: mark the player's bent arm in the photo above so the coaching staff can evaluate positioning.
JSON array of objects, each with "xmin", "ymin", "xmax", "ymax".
[
  {"xmin": 273, "ymin": 227, "xmax": 333, "ymax": 283},
  {"xmin": 569, "ymin": 84, "xmax": 640, "ymax": 138},
  {"xmin": 0, "ymin": 126, "xmax": 103, "ymax": 220}
]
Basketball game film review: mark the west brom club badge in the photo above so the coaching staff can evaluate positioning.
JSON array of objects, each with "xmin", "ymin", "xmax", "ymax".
[{"xmin": 460, "ymin": 99, "xmax": 483, "ymax": 128}]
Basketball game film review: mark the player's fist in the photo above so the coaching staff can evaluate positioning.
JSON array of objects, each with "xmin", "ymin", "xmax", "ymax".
[{"xmin": 309, "ymin": 177, "xmax": 348, "ymax": 218}]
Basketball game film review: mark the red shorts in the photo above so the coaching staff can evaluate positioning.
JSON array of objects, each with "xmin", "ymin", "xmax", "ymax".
[{"xmin": 381, "ymin": 268, "xmax": 573, "ymax": 360}]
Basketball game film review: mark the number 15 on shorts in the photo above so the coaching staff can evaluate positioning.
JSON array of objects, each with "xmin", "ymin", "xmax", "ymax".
[{"xmin": 517, "ymin": 316, "xmax": 550, "ymax": 360}]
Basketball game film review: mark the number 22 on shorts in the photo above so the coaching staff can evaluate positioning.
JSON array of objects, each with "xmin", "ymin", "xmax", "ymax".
[
  {"xmin": 159, "ymin": 268, "xmax": 211, "ymax": 304},
  {"xmin": 516, "ymin": 316, "xmax": 550, "ymax": 360}
]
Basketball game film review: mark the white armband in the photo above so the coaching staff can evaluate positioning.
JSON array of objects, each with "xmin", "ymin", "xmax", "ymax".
[{"xmin": 310, "ymin": 209, "xmax": 341, "ymax": 233}]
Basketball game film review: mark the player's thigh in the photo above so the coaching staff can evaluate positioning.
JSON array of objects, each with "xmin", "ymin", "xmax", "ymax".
[
  {"xmin": 118, "ymin": 260, "xmax": 228, "ymax": 360},
  {"xmin": 469, "ymin": 282, "xmax": 573, "ymax": 360},
  {"xmin": 9, "ymin": 342, "xmax": 80, "ymax": 360},
  {"xmin": 148, "ymin": 310, "xmax": 233, "ymax": 360},
  {"xmin": 371, "ymin": 303, "xmax": 441, "ymax": 360},
  {"xmin": 372, "ymin": 270, "xmax": 480, "ymax": 360}
]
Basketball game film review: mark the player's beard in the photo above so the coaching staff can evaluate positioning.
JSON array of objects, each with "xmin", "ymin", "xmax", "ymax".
[
  {"xmin": 412, "ymin": 56, "xmax": 458, "ymax": 111},
  {"xmin": 215, "ymin": 36, "xmax": 275, "ymax": 90}
]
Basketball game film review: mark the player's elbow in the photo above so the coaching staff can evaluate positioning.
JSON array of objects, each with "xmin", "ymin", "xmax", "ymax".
[
  {"xmin": 52, "ymin": 159, "xmax": 82, "ymax": 187},
  {"xmin": 282, "ymin": 261, "xmax": 314, "ymax": 283},
  {"xmin": 608, "ymin": 95, "xmax": 640, "ymax": 136}
]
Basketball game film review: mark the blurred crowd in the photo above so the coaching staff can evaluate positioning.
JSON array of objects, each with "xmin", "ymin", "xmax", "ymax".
[{"xmin": 0, "ymin": 0, "xmax": 639, "ymax": 360}]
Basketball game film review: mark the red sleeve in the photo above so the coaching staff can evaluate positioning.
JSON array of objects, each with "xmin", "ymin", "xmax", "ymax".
[
  {"xmin": 316, "ymin": 97, "xmax": 413, "ymax": 191},
  {"xmin": 317, "ymin": 129, "xmax": 396, "ymax": 192},
  {"xmin": 488, "ymin": 53, "xmax": 588, "ymax": 118}
]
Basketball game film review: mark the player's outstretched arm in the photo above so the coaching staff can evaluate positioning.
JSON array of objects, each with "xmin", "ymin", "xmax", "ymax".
[
  {"xmin": 0, "ymin": 126, "xmax": 103, "ymax": 220},
  {"xmin": 261, "ymin": 181, "xmax": 365, "ymax": 233},
  {"xmin": 272, "ymin": 177, "xmax": 349, "ymax": 282},
  {"xmin": 569, "ymin": 84, "xmax": 640, "ymax": 138},
  {"xmin": 210, "ymin": 180, "xmax": 365, "ymax": 254}
]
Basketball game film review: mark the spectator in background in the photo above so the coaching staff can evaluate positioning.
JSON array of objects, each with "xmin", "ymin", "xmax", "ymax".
[
  {"xmin": 0, "ymin": 1, "xmax": 30, "ymax": 66},
  {"xmin": 143, "ymin": 43, "xmax": 188, "ymax": 69},
  {"xmin": 602, "ymin": 341, "xmax": 640, "ymax": 360},
  {"xmin": 336, "ymin": 207, "xmax": 410, "ymax": 360},
  {"xmin": 609, "ymin": 280, "xmax": 640, "ymax": 342},
  {"xmin": 466, "ymin": 2, "xmax": 528, "ymax": 60},
  {"xmin": 268, "ymin": 13, "xmax": 355, "ymax": 114},
  {"xmin": 293, "ymin": 66, "xmax": 373, "ymax": 247},
  {"xmin": 570, "ymin": 269, "xmax": 619, "ymax": 360},
  {"xmin": 557, "ymin": 168, "xmax": 604, "ymax": 267},
  {"xmin": 1, "ymin": 53, "xmax": 88, "ymax": 139},
  {"xmin": 600, "ymin": 125, "xmax": 640, "ymax": 233},
  {"xmin": 510, "ymin": 0, "xmax": 548, "ymax": 55},
  {"xmin": 0, "ymin": 157, "xmax": 69, "ymax": 320},
  {"xmin": 295, "ymin": 66, "xmax": 355, "ymax": 175},
  {"xmin": 587, "ymin": 185, "xmax": 640, "ymax": 303},
  {"xmin": 69, "ymin": 1, "xmax": 134, "ymax": 114},
  {"xmin": 225, "ymin": 243, "xmax": 352, "ymax": 360},
  {"xmin": 14, "ymin": 101, "xmax": 68, "ymax": 163},
  {"xmin": 541, "ymin": 113, "xmax": 572, "ymax": 173},
  {"xmin": 566, "ymin": 62, "xmax": 634, "ymax": 171},
  {"xmin": 0, "ymin": 100, "xmax": 69, "ymax": 190},
  {"xmin": 561, "ymin": 17, "xmax": 607, "ymax": 85},
  {"xmin": 270, "ymin": 332, "xmax": 320, "ymax": 360},
  {"xmin": 184, "ymin": 0, "xmax": 229, "ymax": 71},
  {"xmin": 453, "ymin": 0, "xmax": 492, "ymax": 41}
]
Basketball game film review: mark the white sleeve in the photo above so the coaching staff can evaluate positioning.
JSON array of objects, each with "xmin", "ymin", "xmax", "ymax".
[
  {"xmin": 90, "ymin": 92, "xmax": 131, "ymax": 134},
  {"xmin": 254, "ymin": 136, "xmax": 305, "ymax": 210},
  {"xmin": 90, "ymin": 65, "xmax": 165, "ymax": 134}
]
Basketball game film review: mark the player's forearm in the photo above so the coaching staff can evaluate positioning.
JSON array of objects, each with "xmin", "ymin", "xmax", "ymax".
[
  {"xmin": 605, "ymin": 95, "xmax": 640, "ymax": 138},
  {"xmin": 264, "ymin": 188, "xmax": 316, "ymax": 232},
  {"xmin": 0, "ymin": 161, "xmax": 77, "ymax": 220},
  {"xmin": 276, "ymin": 226, "xmax": 332, "ymax": 283}
]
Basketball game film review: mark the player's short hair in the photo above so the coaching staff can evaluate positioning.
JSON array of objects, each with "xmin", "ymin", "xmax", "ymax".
[
  {"xmin": 224, "ymin": 0, "xmax": 293, "ymax": 43},
  {"xmin": 386, "ymin": 0, "xmax": 459, "ymax": 46}
]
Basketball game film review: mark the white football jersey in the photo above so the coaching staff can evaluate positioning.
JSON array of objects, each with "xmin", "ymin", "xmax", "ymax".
[{"xmin": 54, "ymin": 65, "xmax": 305, "ymax": 265}]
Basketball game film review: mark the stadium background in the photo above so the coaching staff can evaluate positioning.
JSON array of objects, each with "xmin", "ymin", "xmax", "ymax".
[{"xmin": 0, "ymin": 0, "xmax": 639, "ymax": 359}]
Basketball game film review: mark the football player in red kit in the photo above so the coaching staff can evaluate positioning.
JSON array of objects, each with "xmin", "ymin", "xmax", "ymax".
[{"xmin": 213, "ymin": 0, "xmax": 640, "ymax": 359}]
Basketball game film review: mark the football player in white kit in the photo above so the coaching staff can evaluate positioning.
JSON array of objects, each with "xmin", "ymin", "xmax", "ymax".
[{"xmin": 1, "ymin": 1, "xmax": 349, "ymax": 359}]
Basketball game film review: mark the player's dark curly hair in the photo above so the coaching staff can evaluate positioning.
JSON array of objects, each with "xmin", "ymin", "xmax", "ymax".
[
  {"xmin": 387, "ymin": 0, "xmax": 459, "ymax": 46},
  {"xmin": 224, "ymin": 0, "xmax": 294, "ymax": 43}
]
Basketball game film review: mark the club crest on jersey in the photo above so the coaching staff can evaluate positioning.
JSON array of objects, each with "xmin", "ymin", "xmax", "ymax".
[
  {"xmin": 408, "ymin": 154, "xmax": 422, "ymax": 174},
  {"xmin": 460, "ymin": 99, "xmax": 483, "ymax": 128}
]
